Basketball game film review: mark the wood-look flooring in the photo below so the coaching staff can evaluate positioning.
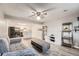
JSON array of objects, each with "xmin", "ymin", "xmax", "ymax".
[{"xmin": 10, "ymin": 39, "xmax": 79, "ymax": 56}]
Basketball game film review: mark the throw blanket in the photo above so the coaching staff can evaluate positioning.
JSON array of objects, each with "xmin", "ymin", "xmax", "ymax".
[{"xmin": 3, "ymin": 48, "xmax": 38, "ymax": 56}]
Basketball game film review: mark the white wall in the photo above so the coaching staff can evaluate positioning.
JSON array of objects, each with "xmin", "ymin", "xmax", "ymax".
[
  {"xmin": 0, "ymin": 7, "xmax": 7, "ymax": 38},
  {"xmin": 32, "ymin": 24, "xmax": 42, "ymax": 39},
  {"xmin": 7, "ymin": 18, "xmax": 42, "ymax": 39},
  {"xmin": 45, "ymin": 13, "xmax": 79, "ymax": 45},
  {"xmin": 5, "ymin": 18, "xmax": 42, "ymax": 39}
]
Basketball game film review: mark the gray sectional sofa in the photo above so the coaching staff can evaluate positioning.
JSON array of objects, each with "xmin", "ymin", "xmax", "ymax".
[
  {"xmin": 0, "ymin": 38, "xmax": 9, "ymax": 55},
  {"xmin": 0, "ymin": 38, "xmax": 38, "ymax": 56}
]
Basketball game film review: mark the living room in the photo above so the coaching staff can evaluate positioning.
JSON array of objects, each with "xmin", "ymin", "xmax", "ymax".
[{"xmin": 0, "ymin": 3, "xmax": 79, "ymax": 56}]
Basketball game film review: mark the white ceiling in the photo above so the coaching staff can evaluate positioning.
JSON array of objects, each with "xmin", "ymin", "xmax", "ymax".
[{"xmin": 0, "ymin": 3, "xmax": 79, "ymax": 23}]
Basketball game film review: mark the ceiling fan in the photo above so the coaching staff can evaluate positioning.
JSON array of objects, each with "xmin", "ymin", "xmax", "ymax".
[{"xmin": 27, "ymin": 4, "xmax": 56, "ymax": 20}]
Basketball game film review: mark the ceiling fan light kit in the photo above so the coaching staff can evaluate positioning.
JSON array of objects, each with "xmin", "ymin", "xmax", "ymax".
[
  {"xmin": 37, "ymin": 16, "xmax": 41, "ymax": 20},
  {"xmin": 27, "ymin": 4, "xmax": 55, "ymax": 20}
]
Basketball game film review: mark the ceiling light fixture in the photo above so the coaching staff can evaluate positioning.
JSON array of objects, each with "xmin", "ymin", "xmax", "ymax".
[{"xmin": 37, "ymin": 16, "xmax": 41, "ymax": 20}]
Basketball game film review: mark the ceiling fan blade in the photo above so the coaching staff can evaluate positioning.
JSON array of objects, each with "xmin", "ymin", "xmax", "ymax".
[
  {"xmin": 28, "ymin": 15, "xmax": 35, "ymax": 17},
  {"xmin": 42, "ymin": 8, "xmax": 56, "ymax": 12},
  {"xmin": 26, "ymin": 4, "xmax": 37, "ymax": 12}
]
